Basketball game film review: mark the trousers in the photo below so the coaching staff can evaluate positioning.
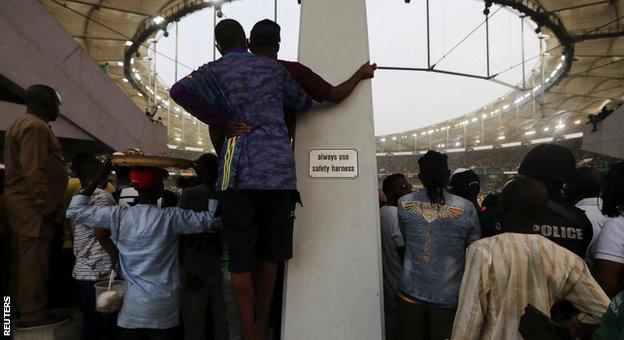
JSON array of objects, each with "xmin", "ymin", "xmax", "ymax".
[
  {"xmin": 16, "ymin": 223, "xmax": 52, "ymax": 321},
  {"xmin": 181, "ymin": 268, "xmax": 227, "ymax": 340},
  {"xmin": 396, "ymin": 295, "xmax": 457, "ymax": 340}
]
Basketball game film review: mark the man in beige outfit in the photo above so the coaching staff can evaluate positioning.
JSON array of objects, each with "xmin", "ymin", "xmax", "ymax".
[
  {"xmin": 451, "ymin": 177, "xmax": 609, "ymax": 340},
  {"xmin": 4, "ymin": 84, "xmax": 68, "ymax": 328}
]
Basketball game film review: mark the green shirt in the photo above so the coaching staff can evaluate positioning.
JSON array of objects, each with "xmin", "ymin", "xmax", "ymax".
[{"xmin": 594, "ymin": 291, "xmax": 624, "ymax": 339}]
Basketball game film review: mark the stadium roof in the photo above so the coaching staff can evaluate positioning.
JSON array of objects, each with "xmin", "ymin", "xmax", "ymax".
[
  {"xmin": 377, "ymin": 0, "xmax": 624, "ymax": 153},
  {"xmin": 42, "ymin": 0, "xmax": 624, "ymax": 154}
]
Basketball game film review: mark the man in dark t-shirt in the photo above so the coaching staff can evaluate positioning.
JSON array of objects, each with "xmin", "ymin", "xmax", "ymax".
[
  {"xmin": 202, "ymin": 19, "xmax": 376, "ymax": 337},
  {"xmin": 518, "ymin": 144, "xmax": 593, "ymax": 259},
  {"xmin": 252, "ymin": 19, "xmax": 376, "ymax": 141},
  {"xmin": 208, "ymin": 19, "xmax": 377, "ymax": 155},
  {"xmin": 177, "ymin": 154, "xmax": 226, "ymax": 340}
]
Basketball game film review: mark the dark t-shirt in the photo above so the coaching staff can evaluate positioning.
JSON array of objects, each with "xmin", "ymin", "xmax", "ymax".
[
  {"xmin": 178, "ymin": 185, "xmax": 222, "ymax": 277},
  {"xmin": 533, "ymin": 198, "xmax": 593, "ymax": 259},
  {"xmin": 478, "ymin": 206, "xmax": 499, "ymax": 238},
  {"xmin": 279, "ymin": 60, "xmax": 333, "ymax": 140}
]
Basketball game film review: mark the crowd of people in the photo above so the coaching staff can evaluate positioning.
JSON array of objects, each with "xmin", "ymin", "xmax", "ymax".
[
  {"xmin": 2, "ymin": 14, "xmax": 624, "ymax": 340},
  {"xmin": 378, "ymin": 138, "xmax": 618, "ymax": 178},
  {"xmin": 378, "ymin": 138, "xmax": 619, "ymax": 200},
  {"xmin": 1, "ymin": 18, "xmax": 376, "ymax": 340},
  {"xmin": 379, "ymin": 143, "xmax": 624, "ymax": 339}
]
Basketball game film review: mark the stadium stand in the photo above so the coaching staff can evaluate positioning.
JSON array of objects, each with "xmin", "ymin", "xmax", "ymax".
[{"xmin": 377, "ymin": 138, "xmax": 621, "ymax": 193}]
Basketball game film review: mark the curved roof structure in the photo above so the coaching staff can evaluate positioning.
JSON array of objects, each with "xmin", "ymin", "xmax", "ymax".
[
  {"xmin": 377, "ymin": 0, "xmax": 624, "ymax": 153},
  {"xmin": 42, "ymin": 0, "xmax": 220, "ymax": 151},
  {"xmin": 42, "ymin": 0, "xmax": 624, "ymax": 154}
]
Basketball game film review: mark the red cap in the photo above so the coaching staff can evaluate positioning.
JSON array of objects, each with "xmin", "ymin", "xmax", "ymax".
[{"xmin": 129, "ymin": 167, "xmax": 167, "ymax": 191}]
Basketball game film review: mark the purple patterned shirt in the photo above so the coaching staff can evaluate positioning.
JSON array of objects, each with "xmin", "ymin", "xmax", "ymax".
[{"xmin": 170, "ymin": 51, "xmax": 312, "ymax": 190}]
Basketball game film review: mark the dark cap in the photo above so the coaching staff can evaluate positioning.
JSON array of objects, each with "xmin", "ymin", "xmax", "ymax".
[
  {"xmin": 451, "ymin": 168, "xmax": 480, "ymax": 193},
  {"xmin": 518, "ymin": 144, "xmax": 576, "ymax": 185},
  {"xmin": 250, "ymin": 19, "xmax": 280, "ymax": 48}
]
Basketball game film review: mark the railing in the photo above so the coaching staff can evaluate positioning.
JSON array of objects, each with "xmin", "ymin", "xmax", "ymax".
[{"xmin": 123, "ymin": 0, "xmax": 241, "ymax": 106}]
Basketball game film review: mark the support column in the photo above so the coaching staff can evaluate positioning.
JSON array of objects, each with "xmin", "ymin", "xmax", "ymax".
[{"xmin": 283, "ymin": 1, "xmax": 383, "ymax": 339}]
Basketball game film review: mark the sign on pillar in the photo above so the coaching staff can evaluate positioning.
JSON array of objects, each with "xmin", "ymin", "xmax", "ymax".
[
  {"xmin": 282, "ymin": 1, "xmax": 384, "ymax": 339},
  {"xmin": 309, "ymin": 149, "xmax": 359, "ymax": 178}
]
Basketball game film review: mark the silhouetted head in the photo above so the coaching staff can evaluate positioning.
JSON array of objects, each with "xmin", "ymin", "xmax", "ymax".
[
  {"xmin": 450, "ymin": 168, "xmax": 481, "ymax": 205},
  {"xmin": 114, "ymin": 167, "xmax": 132, "ymax": 187},
  {"xmin": 249, "ymin": 19, "xmax": 280, "ymax": 59},
  {"xmin": 418, "ymin": 151, "xmax": 451, "ymax": 205},
  {"xmin": 498, "ymin": 177, "xmax": 549, "ymax": 233},
  {"xmin": 214, "ymin": 19, "xmax": 247, "ymax": 54},
  {"xmin": 518, "ymin": 144, "xmax": 576, "ymax": 192},
  {"xmin": 24, "ymin": 84, "xmax": 61, "ymax": 122},
  {"xmin": 195, "ymin": 153, "xmax": 219, "ymax": 187},
  {"xmin": 382, "ymin": 173, "xmax": 412, "ymax": 206},
  {"xmin": 482, "ymin": 193, "xmax": 499, "ymax": 208},
  {"xmin": 71, "ymin": 154, "xmax": 102, "ymax": 187},
  {"xmin": 602, "ymin": 161, "xmax": 624, "ymax": 218},
  {"xmin": 566, "ymin": 166, "xmax": 603, "ymax": 204}
]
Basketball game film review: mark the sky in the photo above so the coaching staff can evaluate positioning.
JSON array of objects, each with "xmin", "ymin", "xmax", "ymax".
[{"xmin": 153, "ymin": 0, "xmax": 540, "ymax": 136}]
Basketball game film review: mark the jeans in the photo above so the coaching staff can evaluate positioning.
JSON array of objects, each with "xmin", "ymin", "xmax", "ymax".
[{"xmin": 396, "ymin": 295, "xmax": 456, "ymax": 340}]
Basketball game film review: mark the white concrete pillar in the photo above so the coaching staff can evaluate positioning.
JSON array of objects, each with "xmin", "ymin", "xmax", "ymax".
[{"xmin": 282, "ymin": 1, "xmax": 384, "ymax": 339}]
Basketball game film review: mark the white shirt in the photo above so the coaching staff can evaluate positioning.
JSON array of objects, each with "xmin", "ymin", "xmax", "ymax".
[
  {"xmin": 452, "ymin": 233, "xmax": 609, "ymax": 340},
  {"xmin": 594, "ymin": 217, "xmax": 624, "ymax": 264},
  {"xmin": 576, "ymin": 197, "xmax": 610, "ymax": 264},
  {"xmin": 380, "ymin": 205, "xmax": 405, "ymax": 310}
]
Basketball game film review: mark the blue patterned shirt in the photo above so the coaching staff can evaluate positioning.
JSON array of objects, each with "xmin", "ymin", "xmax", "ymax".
[{"xmin": 170, "ymin": 51, "xmax": 312, "ymax": 191}]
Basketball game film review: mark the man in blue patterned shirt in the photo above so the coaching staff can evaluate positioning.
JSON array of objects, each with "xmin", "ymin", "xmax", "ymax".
[{"xmin": 170, "ymin": 19, "xmax": 311, "ymax": 340}]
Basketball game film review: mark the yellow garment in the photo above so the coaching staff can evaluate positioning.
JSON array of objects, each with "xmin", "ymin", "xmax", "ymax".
[
  {"xmin": 4, "ymin": 114, "xmax": 67, "ymax": 237},
  {"xmin": 451, "ymin": 233, "xmax": 610, "ymax": 340},
  {"xmin": 60, "ymin": 178, "xmax": 115, "ymax": 249}
]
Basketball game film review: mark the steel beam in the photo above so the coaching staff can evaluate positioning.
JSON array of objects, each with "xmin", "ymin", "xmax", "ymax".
[{"xmin": 62, "ymin": 0, "xmax": 152, "ymax": 17}]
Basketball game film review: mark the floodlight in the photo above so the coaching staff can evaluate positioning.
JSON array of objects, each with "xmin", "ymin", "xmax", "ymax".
[{"xmin": 153, "ymin": 16, "xmax": 165, "ymax": 25}]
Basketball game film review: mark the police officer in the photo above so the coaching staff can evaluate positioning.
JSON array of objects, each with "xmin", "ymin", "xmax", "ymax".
[{"xmin": 518, "ymin": 144, "xmax": 593, "ymax": 259}]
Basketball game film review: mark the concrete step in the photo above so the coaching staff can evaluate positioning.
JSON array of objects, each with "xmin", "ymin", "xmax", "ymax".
[{"xmin": 11, "ymin": 308, "xmax": 82, "ymax": 340}]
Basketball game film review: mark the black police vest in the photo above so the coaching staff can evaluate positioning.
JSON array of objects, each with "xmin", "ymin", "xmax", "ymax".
[{"xmin": 533, "ymin": 200, "xmax": 593, "ymax": 259}]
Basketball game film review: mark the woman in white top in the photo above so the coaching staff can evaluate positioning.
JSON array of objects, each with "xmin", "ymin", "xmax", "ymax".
[{"xmin": 593, "ymin": 161, "xmax": 624, "ymax": 298}]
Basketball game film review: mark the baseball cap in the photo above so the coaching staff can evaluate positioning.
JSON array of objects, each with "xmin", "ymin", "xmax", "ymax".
[{"xmin": 451, "ymin": 168, "xmax": 480, "ymax": 193}]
